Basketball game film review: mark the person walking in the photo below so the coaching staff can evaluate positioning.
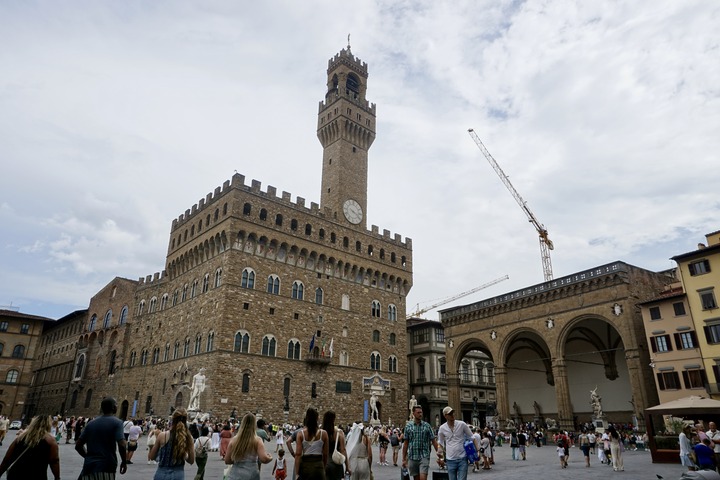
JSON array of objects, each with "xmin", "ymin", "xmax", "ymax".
[
  {"xmin": 608, "ymin": 425, "xmax": 624, "ymax": 471},
  {"xmin": 510, "ymin": 431, "xmax": 519, "ymax": 460},
  {"xmin": 193, "ymin": 425, "xmax": 212, "ymax": 480},
  {"xmin": 75, "ymin": 397, "xmax": 127, "ymax": 479},
  {"xmin": 706, "ymin": 421, "xmax": 720, "ymax": 469},
  {"xmin": 149, "ymin": 408, "xmax": 195, "ymax": 479},
  {"xmin": 126, "ymin": 420, "xmax": 143, "ymax": 464},
  {"xmin": 323, "ymin": 411, "xmax": 350, "ymax": 480},
  {"xmin": 224, "ymin": 412, "xmax": 273, "ymax": 480},
  {"xmin": 220, "ymin": 423, "xmax": 233, "ymax": 458},
  {"xmin": 578, "ymin": 429, "xmax": 590, "ymax": 467},
  {"xmin": 437, "ymin": 406, "xmax": 474, "ymax": 480},
  {"xmin": 0, "ymin": 415, "xmax": 60, "ymax": 480},
  {"xmin": 679, "ymin": 424, "xmax": 695, "ymax": 472},
  {"xmin": 347, "ymin": 424, "xmax": 372, "ymax": 480},
  {"xmin": 294, "ymin": 407, "xmax": 329, "ymax": 480},
  {"xmin": 402, "ymin": 405, "xmax": 441, "ymax": 480}
]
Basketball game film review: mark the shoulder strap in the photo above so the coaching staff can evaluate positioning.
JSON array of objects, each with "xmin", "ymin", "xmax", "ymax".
[{"xmin": 334, "ymin": 428, "xmax": 340, "ymax": 449}]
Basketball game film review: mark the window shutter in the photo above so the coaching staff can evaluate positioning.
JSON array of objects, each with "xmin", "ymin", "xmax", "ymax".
[
  {"xmin": 689, "ymin": 263, "xmax": 696, "ymax": 275},
  {"xmin": 704, "ymin": 326, "xmax": 712, "ymax": 343},
  {"xmin": 657, "ymin": 372, "xmax": 665, "ymax": 390},
  {"xmin": 666, "ymin": 335, "xmax": 673, "ymax": 351},
  {"xmin": 650, "ymin": 337, "xmax": 657, "ymax": 353},
  {"xmin": 674, "ymin": 333, "xmax": 682, "ymax": 350},
  {"xmin": 704, "ymin": 259, "xmax": 711, "ymax": 272},
  {"xmin": 672, "ymin": 372, "xmax": 681, "ymax": 388},
  {"xmin": 691, "ymin": 331, "xmax": 698, "ymax": 348},
  {"xmin": 701, "ymin": 369, "xmax": 709, "ymax": 389},
  {"xmin": 682, "ymin": 371, "xmax": 690, "ymax": 389},
  {"xmin": 713, "ymin": 365, "xmax": 720, "ymax": 384}
]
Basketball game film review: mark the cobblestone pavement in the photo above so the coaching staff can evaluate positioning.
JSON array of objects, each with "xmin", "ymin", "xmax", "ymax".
[{"xmin": 0, "ymin": 432, "xmax": 694, "ymax": 480}]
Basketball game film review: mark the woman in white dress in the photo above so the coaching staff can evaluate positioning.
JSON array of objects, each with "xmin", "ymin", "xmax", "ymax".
[{"xmin": 211, "ymin": 423, "xmax": 221, "ymax": 451}]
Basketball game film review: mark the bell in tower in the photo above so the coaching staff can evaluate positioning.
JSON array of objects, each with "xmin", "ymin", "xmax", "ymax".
[{"xmin": 317, "ymin": 46, "xmax": 376, "ymax": 228}]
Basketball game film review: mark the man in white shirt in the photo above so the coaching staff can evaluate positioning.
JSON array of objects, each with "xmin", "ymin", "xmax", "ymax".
[
  {"xmin": 437, "ymin": 406, "xmax": 474, "ymax": 480},
  {"xmin": 706, "ymin": 421, "xmax": 720, "ymax": 469}
]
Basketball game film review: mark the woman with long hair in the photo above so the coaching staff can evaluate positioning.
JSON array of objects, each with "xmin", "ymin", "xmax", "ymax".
[
  {"xmin": 323, "ymin": 411, "xmax": 350, "ymax": 480},
  {"xmin": 607, "ymin": 424, "xmax": 624, "ymax": 472},
  {"xmin": 149, "ymin": 408, "xmax": 195, "ymax": 479},
  {"xmin": 220, "ymin": 422, "xmax": 233, "ymax": 458},
  {"xmin": 0, "ymin": 415, "xmax": 60, "ymax": 480},
  {"xmin": 224, "ymin": 412, "xmax": 272, "ymax": 480},
  {"xmin": 295, "ymin": 407, "xmax": 329, "ymax": 480}
]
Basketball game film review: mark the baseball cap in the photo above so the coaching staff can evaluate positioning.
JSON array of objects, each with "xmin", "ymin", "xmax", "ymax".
[{"xmin": 442, "ymin": 406, "xmax": 454, "ymax": 416}]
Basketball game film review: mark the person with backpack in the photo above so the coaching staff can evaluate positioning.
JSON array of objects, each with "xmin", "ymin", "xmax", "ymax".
[
  {"xmin": 389, "ymin": 428, "xmax": 402, "ymax": 466},
  {"xmin": 578, "ymin": 429, "xmax": 590, "ymax": 467},
  {"xmin": 193, "ymin": 425, "xmax": 212, "ymax": 480}
]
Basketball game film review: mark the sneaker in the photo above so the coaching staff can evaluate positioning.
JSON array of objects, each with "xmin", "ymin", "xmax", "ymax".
[{"xmin": 126, "ymin": 461, "xmax": 133, "ymax": 464}]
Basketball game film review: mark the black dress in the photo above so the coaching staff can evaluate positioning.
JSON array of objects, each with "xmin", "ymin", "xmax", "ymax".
[{"xmin": 6, "ymin": 438, "xmax": 52, "ymax": 480}]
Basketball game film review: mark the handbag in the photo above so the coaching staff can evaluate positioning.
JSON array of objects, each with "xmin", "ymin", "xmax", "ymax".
[{"xmin": 332, "ymin": 428, "xmax": 346, "ymax": 465}]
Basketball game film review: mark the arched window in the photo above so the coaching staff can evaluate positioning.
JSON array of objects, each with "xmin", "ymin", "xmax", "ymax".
[
  {"xmin": 138, "ymin": 300, "xmax": 145, "ymax": 315},
  {"xmin": 388, "ymin": 355, "xmax": 398, "ymax": 373},
  {"xmin": 182, "ymin": 284, "xmax": 188, "ymax": 302},
  {"xmin": 372, "ymin": 330, "xmax": 380, "ymax": 342},
  {"xmin": 173, "ymin": 341, "xmax": 180, "ymax": 359},
  {"xmin": 291, "ymin": 281, "xmax": 304, "ymax": 300},
  {"xmin": 202, "ymin": 274, "xmax": 210, "ymax": 293},
  {"xmin": 340, "ymin": 351, "xmax": 349, "ymax": 366},
  {"xmin": 89, "ymin": 314, "xmax": 97, "ymax": 332},
  {"xmin": 160, "ymin": 294, "xmax": 169, "ymax": 310},
  {"xmin": 241, "ymin": 268, "xmax": 255, "ymax": 289},
  {"xmin": 242, "ymin": 373, "xmax": 250, "ymax": 393},
  {"xmin": 305, "ymin": 224, "xmax": 312, "ymax": 235},
  {"xmin": 164, "ymin": 344, "xmax": 170, "ymax": 362},
  {"xmin": 74, "ymin": 354, "xmax": 85, "ymax": 379},
  {"xmin": 11, "ymin": 345, "xmax": 25, "ymax": 359},
  {"xmin": 290, "ymin": 219, "xmax": 298, "ymax": 231},
  {"xmin": 103, "ymin": 310, "xmax": 112, "ymax": 328},
  {"xmin": 5, "ymin": 369, "xmax": 19, "ymax": 383},
  {"xmin": 234, "ymin": 332, "xmax": 250, "ymax": 353},
  {"xmin": 214, "ymin": 268, "xmax": 222, "ymax": 288},
  {"xmin": 152, "ymin": 348, "xmax": 160, "ymax": 364},
  {"xmin": 119, "ymin": 306, "xmax": 128, "ymax": 325},
  {"xmin": 243, "ymin": 203, "xmax": 251, "ymax": 215},
  {"xmin": 183, "ymin": 338, "xmax": 190, "ymax": 357},
  {"xmin": 371, "ymin": 300, "xmax": 381, "ymax": 318},
  {"xmin": 141, "ymin": 349, "xmax": 148, "ymax": 365},
  {"xmin": 389, "ymin": 333, "xmax": 396, "ymax": 345},
  {"xmin": 370, "ymin": 352, "xmax": 381, "ymax": 370},
  {"xmin": 262, "ymin": 335, "xmax": 276, "ymax": 356},
  {"xmin": 195, "ymin": 335, "xmax": 202, "ymax": 354},
  {"xmin": 275, "ymin": 214, "xmax": 283, "ymax": 226},
  {"xmin": 130, "ymin": 351, "xmax": 137, "ymax": 366},
  {"xmin": 259, "ymin": 208, "xmax": 267, "ymax": 221},
  {"xmin": 267, "ymin": 275, "xmax": 280, "ymax": 295},
  {"xmin": 341, "ymin": 294, "xmax": 350, "ymax": 310},
  {"xmin": 0, "ymin": 343, "xmax": 3, "ymax": 356},
  {"xmin": 287, "ymin": 340, "xmax": 301, "ymax": 360},
  {"xmin": 388, "ymin": 304, "xmax": 397, "ymax": 321},
  {"xmin": 355, "ymin": 241, "xmax": 361, "ymax": 252},
  {"xmin": 84, "ymin": 389, "xmax": 93, "ymax": 408},
  {"xmin": 315, "ymin": 288, "xmax": 323, "ymax": 305},
  {"xmin": 149, "ymin": 297, "xmax": 157, "ymax": 312},
  {"xmin": 206, "ymin": 332, "xmax": 214, "ymax": 352},
  {"xmin": 191, "ymin": 280, "xmax": 198, "ymax": 298}
]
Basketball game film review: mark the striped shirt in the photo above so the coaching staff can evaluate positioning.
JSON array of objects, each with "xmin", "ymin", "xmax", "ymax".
[{"xmin": 403, "ymin": 420, "xmax": 435, "ymax": 460}]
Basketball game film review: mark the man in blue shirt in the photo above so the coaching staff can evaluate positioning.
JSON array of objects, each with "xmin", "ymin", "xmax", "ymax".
[{"xmin": 75, "ymin": 397, "xmax": 127, "ymax": 479}]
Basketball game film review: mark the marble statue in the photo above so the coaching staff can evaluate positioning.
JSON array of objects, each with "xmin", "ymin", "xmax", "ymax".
[
  {"xmin": 590, "ymin": 386, "xmax": 603, "ymax": 418},
  {"xmin": 370, "ymin": 392, "xmax": 379, "ymax": 421},
  {"xmin": 188, "ymin": 367, "xmax": 207, "ymax": 411},
  {"xmin": 409, "ymin": 395, "xmax": 417, "ymax": 419}
]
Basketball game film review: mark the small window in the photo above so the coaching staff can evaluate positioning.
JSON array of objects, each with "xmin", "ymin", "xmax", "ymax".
[
  {"xmin": 305, "ymin": 224, "xmax": 312, "ymax": 235},
  {"xmin": 242, "ymin": 373, "xmax": 250, "ymax": 393},
  {"xmin": 259, "ymin": 209, "xmax": 267, "ymax": 221},
  {"xmin": 649, "ymin": 306, "xmax": 661, "ymax": 320},
  {"xmin": 650, "ymin": 334, "xmax": 672, "ymax": 353},
  {"xmin": 203, "ymin": 274, "xmax": 210, "ymax": 293},
  {"xmin": 372, "ymin": 330, "xmax": 380, "ymax": 342},
  {"xmin": 389, "ymin": 333, "xmax": 396, "ymax": 345},
  {"xmin": 675, "ymin": 331, "xmax": 698, "ymax": 349},
  {"xmin": 275, "ymin": 214, "xmax": 283, "ymax": 226},
  {"xmin": 287, "ymin": 340, "xmax": 301, "ymax": 360},
  {"xmin": 315, "ymin": 288, "xmax": 323, "ymax": 305},
  {"xmin": 371, "ymin": 300, "xmax": 381, "ymax": 318},
  {"xmin": 673, "ymin": 302, "xmax": 686, "ymax": 316},
  {"xmin": 262, "ymin": 335, "xmax": 276, "ymax": 356},
  {"xmin": 355, "ymin": 241, "xmax": 361, "ymax": 252},
  {"xmin": 243, "ymin": 203, "xmax": 251, "ymax": 215},
  {"xmin": 683, "ymin": 369, "xmax": 707, "ymax": 389},
  {"xmin": 703, "ymin": 324, "xmax": 720, "ymax": 344},
  {"xmin": 234, "ymin": 332, "xmax": 250, "ymax": 353},
  {"xmin": 689, "ymin": 259, "xmax": 711, "ymax": 276},
  {"xmin": 215, "ymin": 268, "xmax": 223, "ymax": 288},
  {"xmin": 89, "ymin": 314, "xmax": 97, "ymax": 332},
  {"xmin": 5, "ymin": 369, "xmax": 19, "ymax": 383},
  {"xmin": 12, "ymin": 345, "xmax": 25, "ymax": 358},
  {"xmin": 370, "ymin": 352, "xmax": 381, "ymax": 370},
  {"xmin": 20, "ymin": 323, "xmax": 30, "ymax": 334},
  {"xmin": 267, "ymin": 275, "xmax": 280, "ymax": 295},
  {"xmin": 291, "ymin": 219, "xmax": 298, "ymax": 231},
  {"xmin": 657, "ymin": 371, "xmax": 681, "ymax": 390},
  {"xmin": 343, "ymin": 237, "xmax": 349, "ymax": 248},
  {"xmin": 336, "ymin": 381, "xmax": 352, "ymax": 394},
  {"xmin": 388, "ymin": 304, "xmax": 397, "ymax": 321},
  {"xmin": 700, "ymin": 289, "xmax": 717, "ymax": 310},
  {"xmin": 319, "ymin": 229, "xmax": 325, "ymax": 239},
  {"xmin": 388, "ymin": 355, "xmax": 398, "ymax": 373},
  {"xmin": 0, "ymin": 322, "xmax": 7, "ymax": 332},
  {"xmin": 331, "ymin": 233, "xmax": 336, "ymax": 243}
]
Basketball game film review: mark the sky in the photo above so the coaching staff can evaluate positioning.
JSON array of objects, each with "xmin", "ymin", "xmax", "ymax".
[{"xmin": 1, "ymin": 1, "xmax": 719, "ymax": 320}]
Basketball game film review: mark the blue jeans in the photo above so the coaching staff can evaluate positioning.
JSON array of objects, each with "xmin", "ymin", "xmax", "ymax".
[{"xmin": 446, "ymin": 457, "xmax": 468, "ymax": 480}]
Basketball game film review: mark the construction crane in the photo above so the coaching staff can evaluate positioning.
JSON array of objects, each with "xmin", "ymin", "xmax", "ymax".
[
  {"xmin": 468, "ymin": 128, "xmax": 555, "ymax": 281},
  {"xmin": 407, "ymin": 275, "xmax": 509, "ymax": 319}
]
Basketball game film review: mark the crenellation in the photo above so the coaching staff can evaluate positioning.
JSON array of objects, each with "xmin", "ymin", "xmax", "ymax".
[
  {"xmin": 153, "ymin": 272, "xmax": 159, "ymax": 281},
  {"xmin": 191, "ymin": 204, "xmax": 197, "ymax": 214},
  {"xmin": 214, "ymin": 186, "xmax": 221, "ymax": 196},
  {"xmin": 231, "ymin": 173, "xmax": 245, "ymax": 187},
  {"xmin": 310, "ymin": 202, "xmax": 319, "ymax": 212},
  {"xmin": 267, "ymin": 186, "xmax": 277, "ymax": 197},
  {"xmin": 199, "ymin": 198, "xmax": 205, "ymax": 209},
  {"xmin": 222, "ymin": 179, "xmax": 230, "ymax": 191},
  {"xmin": 371, "ymin": 225, "xmax": 379, "ymax": 235},
  {"xmin": 206, "ymin": 193, "xmax": 212, "ymax": 204},
  {"xmin": 394, "ymin": 233, "xmax": 401, "ymax": 242},
  {"xmin": 383, "ymin": 229, "xmax": 390, "ymax": 238},
  {"xmin": 251, "ymin": 179, "xmax": 262, "ymax": 192},
  {"xmin": 296, "ymin": 197, "xmax": 305, "ymax": 208},
  {"xmin": 282, "ymin": 191, "xmax": 291, "ymax": 202}
]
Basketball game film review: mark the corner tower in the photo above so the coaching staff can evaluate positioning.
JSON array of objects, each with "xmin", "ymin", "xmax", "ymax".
[{"xmin": 317, "ymin": 46, "xmax": 376, "ymax": 229}]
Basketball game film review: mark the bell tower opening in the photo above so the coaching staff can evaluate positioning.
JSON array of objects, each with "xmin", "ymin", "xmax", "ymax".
[{"xmin": 317, "ymin": 47, "xmax": 376, "ymax": 229}]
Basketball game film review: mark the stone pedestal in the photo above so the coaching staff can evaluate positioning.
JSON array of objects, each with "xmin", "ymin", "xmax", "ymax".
[{"xmin": 592, "ymin": 417, "xmax": 608, "ymax": 433}]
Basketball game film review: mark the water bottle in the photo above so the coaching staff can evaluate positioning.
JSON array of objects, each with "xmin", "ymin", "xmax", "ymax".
[{"xmin": 401, "ymin": 466, "xmax": 410, "ymax": 480}]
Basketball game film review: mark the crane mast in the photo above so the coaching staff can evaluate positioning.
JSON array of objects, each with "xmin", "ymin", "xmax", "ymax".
[
  {"xmin": 468, "ymin": 128, "xmax": 554, "ymax": 281},
  {"xmin": 407, "ymin": 275, "xmax": 509, "ymax": 319}
]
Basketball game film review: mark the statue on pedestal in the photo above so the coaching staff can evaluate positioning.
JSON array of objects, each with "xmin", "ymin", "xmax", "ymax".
[
  {"xmin": 408, "ymin": 395, "xmax": 417, "ymax": 419},
  {"xmin": 370, "ymin": 392, "xmax": 379, "ymax": 422}
]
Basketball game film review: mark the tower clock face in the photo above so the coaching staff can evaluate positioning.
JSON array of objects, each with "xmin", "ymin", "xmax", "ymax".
[{"xmin": 343, "ymin": 199, "xmax": 363, "ymax": 224}]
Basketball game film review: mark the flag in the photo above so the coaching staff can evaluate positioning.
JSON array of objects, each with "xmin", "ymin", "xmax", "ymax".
[
  {"xmin": 329, "ymin": 338, "xmax": 334, "ymax": 358},
  {"xmin": 321, "ymin": 339, "xmax": 326, "ymax": 357},
  {"xmin": 309, "ymin": 334, "xmax": 315, "ymax": 353}
]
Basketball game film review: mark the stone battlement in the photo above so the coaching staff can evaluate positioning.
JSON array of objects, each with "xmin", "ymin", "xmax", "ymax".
[
  {"xmin": 171, "ymin": 173, "xmax": 411, "ymax": 248},
  {"xmin": 327, "ymin": 47, "xmax": 368, "ymax": 75},
  {"xmin": 318, "ymin": 90, "xmax": 376, "ymax": 114}
]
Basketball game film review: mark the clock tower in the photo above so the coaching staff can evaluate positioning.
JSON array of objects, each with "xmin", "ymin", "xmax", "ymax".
[{"xmin": 317, "ymin": 46, "xmax": 376, "ymax": 228}]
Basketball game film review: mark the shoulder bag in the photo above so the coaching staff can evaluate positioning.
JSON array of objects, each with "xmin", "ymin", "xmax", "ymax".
[{"xmin": 332, "ymin": 428, "xmax": 346, "ymax": 465}]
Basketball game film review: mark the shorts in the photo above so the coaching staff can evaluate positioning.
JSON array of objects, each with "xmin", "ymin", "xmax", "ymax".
[
  {"xmin": 127, "ymin": 440, "xmax": 138, "ymax": 452},
  {"xmin": 408, "ymin": 456, "xmax": 430, "ymax": 476},
  {"xmin": 392, "ymin": 445, "xmax": 400, "ymax": 452},
  {"xmin": 275, "ymin": 467, "xmax": 287, "ymax": 480}
]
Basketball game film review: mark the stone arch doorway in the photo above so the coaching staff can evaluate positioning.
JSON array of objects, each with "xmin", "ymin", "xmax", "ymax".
[
  {"xmin": 502, "ymin": 328, "xmax": 553, "ymax": 424},
  {"xmin": 450, "ymin": 338, "xmax": 496, "ymax": 426}
]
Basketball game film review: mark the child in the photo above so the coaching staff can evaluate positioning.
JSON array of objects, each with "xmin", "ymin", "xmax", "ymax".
[
  {"xmin": 272, "ymin": 449, "xmax": 287, "ymax": 480},
  {"xmin": 557, "ymin": 442, "xmax": 567, "ymax": 468}
]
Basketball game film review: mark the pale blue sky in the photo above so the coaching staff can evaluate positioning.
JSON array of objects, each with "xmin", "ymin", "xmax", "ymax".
[{"xmin": 1, "ymin": 1, "xmax": 718, "ymax": 319}]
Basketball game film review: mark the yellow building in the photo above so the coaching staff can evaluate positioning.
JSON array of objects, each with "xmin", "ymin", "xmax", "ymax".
[{"xmin": 671, "ymin": 229, "xmax": 720, "ymax": 399}]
